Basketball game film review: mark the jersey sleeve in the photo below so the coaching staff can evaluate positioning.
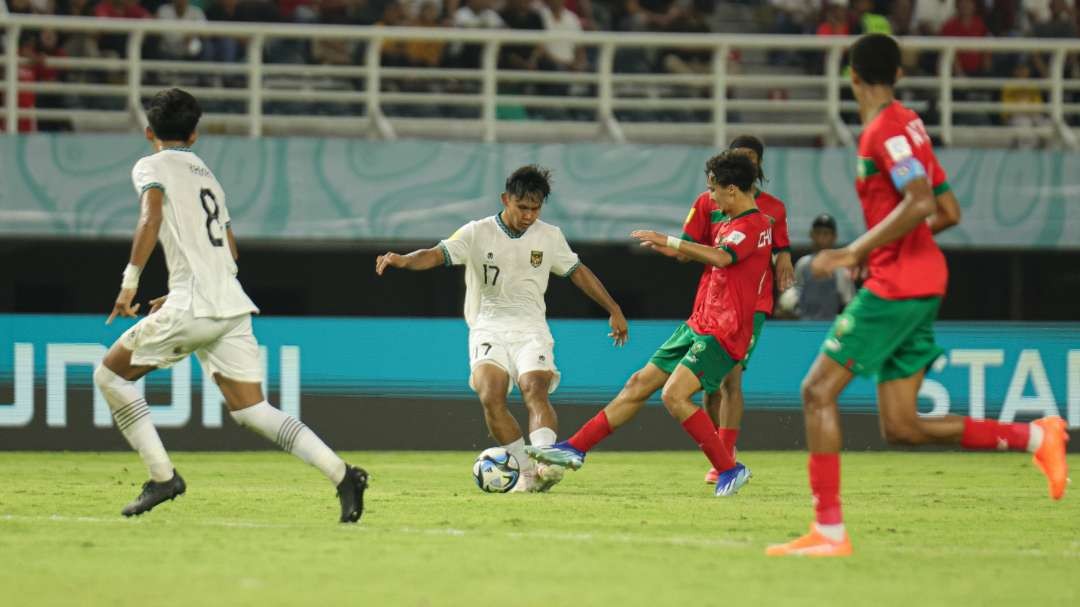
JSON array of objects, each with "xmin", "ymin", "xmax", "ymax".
[
  {"xmin": 872, "ymin": 127, "xmax": 930, "ymax": 194},
  {"xmin": 718, "ymin": 217, "xmax": 766, "ymax": 265},
  {"xmin": 926, "ymin": 151, "xmax": 950, "ymax": 196},
  {"xmin": 131, "ymin": 158, "xmax": 164, "ymax": 197},
  {"xmin": 549, "ymin": 227, "xmax": 581, "ymax": 278},
  {"xmin": 438, "ymin": 221, "xmax": 476, "ymax": 267},
  {"xmin": 771, "ymin": 201, "xmax": 791, "ymax": 253},
  {"xmin": 680, "ymin": 193, "xmax": 712, "ymax": 244}
]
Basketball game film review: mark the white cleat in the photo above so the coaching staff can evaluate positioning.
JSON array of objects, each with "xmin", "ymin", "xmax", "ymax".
[
  {"xmin": 510, "ymin": 470, "xmax": 536, "ymax": 493},
  {"xmin": 533, "ymin": 463, "xmax": 566, "ymax": 493}
]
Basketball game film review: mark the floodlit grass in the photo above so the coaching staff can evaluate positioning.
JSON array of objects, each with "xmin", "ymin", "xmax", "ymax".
[{"xmin": 1, "ymin": 451, "xmax": 1077, "ymax": 606}]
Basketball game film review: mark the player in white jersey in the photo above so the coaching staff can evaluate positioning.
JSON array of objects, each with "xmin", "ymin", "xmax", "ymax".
[
  {"xmin": 376, "ymin": 165, "xmax": 628, "ymax": 492},
  {"xmin": 93, "ymin": 89, "xmax": 369, "ymax": 521}
]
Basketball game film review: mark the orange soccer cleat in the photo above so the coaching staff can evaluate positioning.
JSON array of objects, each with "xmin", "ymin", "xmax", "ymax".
[
  {"xmin": 766, "ymin": 526, "xmax": 853, "ymax": 557},
  {"xmin": 1032, "ymin": 416, "xmax": 1070, "ymax": 500}
]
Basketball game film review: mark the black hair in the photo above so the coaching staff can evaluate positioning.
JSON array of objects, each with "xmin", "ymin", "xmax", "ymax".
[
  {"xmin": 728, "ymin": 134, "xmax": 766, "ymax": 185},
  {"xmin": 811, "ymin": 213, "xmax": 837, "ymax": 232},
  {"xmin": 504, "ymin": 165, "xmax": 552, "ymax": 203},
  {"xmin": 850, "ymin": 33, "xmax": 901, "ymax": 87},
  {"xmin": 704, "ymin": 151, "xmax": 757, "ymax": 194},
  {"xmin": 145, "ymin": 88, "xmax": 203, "ymax": 142}
]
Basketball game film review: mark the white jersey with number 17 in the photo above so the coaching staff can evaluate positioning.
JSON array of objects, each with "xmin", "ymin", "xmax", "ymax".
[
  {"xmin": 439, "ymin": 215, "xmax": 580, "ymax": 334},
  {"xmin": 131, "ymin": 148, "xmax": 258, "ymax": 319}
]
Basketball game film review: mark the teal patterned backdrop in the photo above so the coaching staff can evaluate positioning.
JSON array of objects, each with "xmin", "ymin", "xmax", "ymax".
[{"xmin": 1, "ymin": 134, "xmax": 1077, "ymax": 248}]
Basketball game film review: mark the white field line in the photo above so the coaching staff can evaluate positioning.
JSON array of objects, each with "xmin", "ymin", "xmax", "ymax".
[{"xmin": 1, "ymin": 514, "xmax": 1077, "ymax": 558}]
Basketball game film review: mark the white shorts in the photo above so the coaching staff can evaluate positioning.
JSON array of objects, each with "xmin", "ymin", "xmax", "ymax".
[
  {"xmin": 468, "ymin": 329, "xmax": 560, "ymax": 395},
  {"xmin": 120, "ymin": 307, "xmax": 264, "ymax": 383}
]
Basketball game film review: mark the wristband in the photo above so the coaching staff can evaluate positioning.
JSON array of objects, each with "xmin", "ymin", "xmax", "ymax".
[
  {"xmin": 121, "ymin": 264, "xmax": 141, "ymax": 290},
  {"xmin": 666, "ymin": 235, "xmax": 682, "ymax": 250}
]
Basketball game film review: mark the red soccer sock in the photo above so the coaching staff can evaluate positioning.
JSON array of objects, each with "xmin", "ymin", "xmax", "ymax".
[
  {"xmin": 960, "ymin": 418, "xmax": 1030, "ymax": 451},
  {"xmin": 566, "ymin": 411, "xmax": 613, "ymax": 453},
  {"xmin": 809, "ymin": 453, "xmax": 842, "ymax": 526},
  {"xmin": 717, "ymin": 428, "xmax": 740, "ymax": 461},
  {"xmin": 682, "ymin": 409, "xmax": 736, "ymax": 472}
]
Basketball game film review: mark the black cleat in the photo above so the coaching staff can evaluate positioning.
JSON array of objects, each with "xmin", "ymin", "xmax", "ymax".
[
  {"xmin": 121, "ymin": 470, "xmax": 186, "ymax": 517},
  {"xmin": 337, "ymin": 465, "xmax": 369, "ymax": 523}
]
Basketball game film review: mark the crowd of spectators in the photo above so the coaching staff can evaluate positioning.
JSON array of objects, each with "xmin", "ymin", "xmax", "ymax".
[{"xmin": 2, "ymin": 0, "xmax": 1078, "ymax": 135}]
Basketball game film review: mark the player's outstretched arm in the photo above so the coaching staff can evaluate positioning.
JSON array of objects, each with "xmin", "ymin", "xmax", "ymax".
[
  {"xmin": 811, "ymin": 178, "xmax": 936, "ymax": 278},
  {"xmin": 631, "ymin": 230, "xmax": 733, "ymax": 268},
  {"xmin": 568, "ymin": 264, "xmax": 629, "ymax": 346},
  {"xmin": 106, "ymin": 188, "xmax": 164, "ymax": 325},
  {"xmin": 927, "ymin": 189, "xmax": 961, "ymax": 235},
  {"xmin": 225, "ymin": 227, "xmax": 240, "ymax": 261},
  {"xmin": 774, "ymin": 250, "xmax": 794, "ymax": 292},
  {"xmin": 375, "ymin": 246, "xmax": 446, "ymax": 275}
]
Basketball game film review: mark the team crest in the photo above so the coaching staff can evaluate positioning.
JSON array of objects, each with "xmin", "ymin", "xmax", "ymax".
[
  {"xmin": 530, "ymin": 250, "xmax": 543, "ymax": 267},
  {"xmin": 691, "ymin": 342, "xmax": 706, "ymax": 355}
]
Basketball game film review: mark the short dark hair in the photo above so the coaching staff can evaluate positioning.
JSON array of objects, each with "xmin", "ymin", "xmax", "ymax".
[
  {"xmin": 504, "ymin": 165, "xmax": 552, "ymax": 203},
  {"xmin": 705, "ymin": 151, "xmax": 757, "ymax": 194},
  {"xmin": 850, "ymin": 34, "xmax": 901, "ymax": 86},
  {"xmin": 812, "ymin": 213, "xmax": 837, "ymax": 232},
  {"xmin": 145, "ymin": 88, "xmax": 202, "ymax": 142},
  {"xmin": 728, "ymin": 134, "xmax": 766, "ymax": 185}
]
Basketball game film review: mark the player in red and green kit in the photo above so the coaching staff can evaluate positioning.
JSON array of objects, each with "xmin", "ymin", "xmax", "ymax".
[
  {"xmin": 767, "ymin": 34, "xmax": 1069, "ymax": 558},
  {"xmin": 526, "ymin": 152, "xmax": 773, "ymax": 496},
  {"xmin": 682, "ymin": 135, "xmax": 795, "ymax": 485}
]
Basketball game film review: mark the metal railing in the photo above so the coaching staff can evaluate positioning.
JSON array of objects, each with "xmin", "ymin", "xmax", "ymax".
[{"xmin": 3, "ymin": 14, "xmax": 1080, "ymax": 147}]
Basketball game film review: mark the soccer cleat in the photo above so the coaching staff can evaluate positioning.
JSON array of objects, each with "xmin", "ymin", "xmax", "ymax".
[
  {"xmin": 705, "ymin": 448, "xmax": 738, "ymax": 484},
  {"xmin": 525, "ymin": 441, "xmax": 585, "ymax": 470},
  {"xmin": 337, "ymin": 465, "xmax": 369, "ymax": 523},
  {"xmin": 766, "ymin": 525, "xmax": 853, "ymax": 557},
  {"xmin": 533, "ymin": 463, "xmax": 566, "ymax": 492},
  {"xmin": 510, "ymin": 469, "xmax": 535, "ymax": 493},
  {"xmin": 121, "ymin": 470, "xmax": 186, "ymax": 517},
  {"xmin": 1032, "ymin": 416, "xmax": 1070, "ymax": 500},
  {"xmin": 714, "ymin": 462, "xmax": 750, "ymax": 497}
]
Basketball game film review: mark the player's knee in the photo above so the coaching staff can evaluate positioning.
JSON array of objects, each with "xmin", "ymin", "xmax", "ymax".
[
  {"xmin": 622, "ymin": 371, "xmax": 653, "ymax": 401},
  {"xmin": 518, "ymin": 378, "xmax": 550, "ymax": 403},
  {"xmin": 881, "ymin": 419, "xmax": 925, "ymax": 445},
  {"xmin": 659, "ymin": 384, "xmax": 687, "ymax": 414},
  {"xmin": 800, "ymin": 377, "xmax": 828, "ymax": 411},
  {"xmin": 93, "ymin": 364, "xmax": 116, "ymax": 391},
  {"xmin": 477, "ymin": 390, "xmax": 508, "ymax": 413}
]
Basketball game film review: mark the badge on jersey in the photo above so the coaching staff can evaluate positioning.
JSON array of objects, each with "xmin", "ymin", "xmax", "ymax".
[
  {"xmin": 530, "ymin": 250, "xmax": 543, "ymax": 268},
  {"xmin": 723, "ymin": 231, "xmax": 746, "ymax": 246},
  {"xmin": 884, "ymin": 135, "xmax": 913, "ymax": 161}
]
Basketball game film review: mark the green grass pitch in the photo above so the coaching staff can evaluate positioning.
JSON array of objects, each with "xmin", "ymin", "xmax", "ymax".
[{"xmin": 2, "ymin": 450, "xmax": 1078, "ymax": 607}]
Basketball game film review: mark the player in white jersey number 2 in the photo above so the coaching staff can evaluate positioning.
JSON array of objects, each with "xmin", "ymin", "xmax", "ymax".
[
  {"xmin": 376, "ymin": 166, "xmax": 629, "ymax": 492},
  {"xmin": 94, "ymin": 89, "xmax": 368, "ymax": 522}
]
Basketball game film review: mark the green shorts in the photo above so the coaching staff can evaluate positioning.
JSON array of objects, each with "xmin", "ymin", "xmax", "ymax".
[
  {"xmin": 740, "ymin": 312, "xmax": 767, "ymax": 370},
  {"xmin": 822, "ymin": 288, "xmax": 945, "ymax": 383},
  {"xmin": 648, "ymin": 323, "xmax": 738, "ymax": 393}
]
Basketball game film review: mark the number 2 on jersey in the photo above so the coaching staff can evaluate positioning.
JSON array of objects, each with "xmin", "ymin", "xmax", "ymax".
[
  {"xmin": 199, "ymin": 188, "xmax": 224, "ymax": 247},
  {"xmin": 483, "ymin": 264, "xmax": 500, "ymax": 286}
]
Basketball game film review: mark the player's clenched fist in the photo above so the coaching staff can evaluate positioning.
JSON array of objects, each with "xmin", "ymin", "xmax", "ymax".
[{"xmin": 375, "ymin": 252, "xmax": 406, "ymax": 275}]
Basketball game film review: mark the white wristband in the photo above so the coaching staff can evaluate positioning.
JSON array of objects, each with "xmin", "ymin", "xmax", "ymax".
[
  {"xmin": 666, "ymin": 235, "xmax": 683, "ymax": 251},
  {"xmin": 121, "ymin": 264, "xmax": 141, "ymax": 290}
]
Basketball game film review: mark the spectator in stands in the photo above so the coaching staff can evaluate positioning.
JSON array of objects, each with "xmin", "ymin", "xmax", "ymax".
[
  {"xmin": 853, "ymin": 0, "xmax": 892, "ymax": 34},
  {"xmin": 941, "ymin": 0, "xmax": 991, "ymax": 77},
  {"xmin": 791, "ymin": 214, "xmax": 855, "ymax": 321},
  {"xmin": 94, "ymin": 0, "xmax": 150, "ymax": 58},
  {"xmin": 617, "ymin": 0, "xmax": 683, "ymax": 33},
  {"xmin": 890, "ymin": 0, "xmax": 915, "ymax": 35},
  {"xmin": 311, "ymin": 0, "xmax": 363, "ymax": 65},
  {"xmin": 1001, "ymin": 56, "xmax": 1050, "ymax": 148},
  {"xmin": 538, "ymin": 0, "xmax": 587, "ymax": 73},
  {"xmin": 35, "ymin": 28, "xmax": 73, "ymax": 131},
  {"xmin": 987, "ymin": 0, "xmax": 1021, "ymax": 36},
  {"xmin": 659, "ymin": 0, "xmax": 712, "ymax": 75},
  {"xmin": 156, "ymin": 0, "xmax": 208, "ymax": 60},
  {"xmin": 913, "ymin": 0, "xmax": 955, "ymax": 35},
  {"xmin": 816, "ymin": 0, "xmax": 852, "ymax": 37},
  {"xmin": 1029, "ymin": 0, "xmax": 1078, "ymax": 79},
  {"xmin": 404, "ymin": 2, "xmax": 447, "ymax": 67},
  {"xmin": 13, "ymin": 32, "xmax": 39, "ymax": 133},
  {"xmin": 378, "ymin": 0, "xmax": 411, "ymax": 66},
  {"xmin": 769, "ymin": 0, "xmax": 816, "ymax": 35},
  {"xmin": 1021, "ymin": 0, "xmax": 1052, "ymax": 32},
  {"xmin": 452, "ymin": 0, "xmax": 505, "ymax": 68},
  {"xmin": 499, "ymin": 0, "xmax": 543, "ymax": 70}
]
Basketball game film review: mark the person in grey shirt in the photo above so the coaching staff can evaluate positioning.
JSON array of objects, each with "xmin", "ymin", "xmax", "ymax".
[{"xmin": 791, "ymin": 214, "xmax": 855, "ymax": 320}]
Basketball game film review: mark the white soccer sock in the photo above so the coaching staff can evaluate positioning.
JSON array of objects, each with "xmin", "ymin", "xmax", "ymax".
[
  {"xmin": 230, "ymin": 401, "xmax": 347, "ymax": 485},
  {"xmin": 1028, "ymin": 423, "xmax": 1045, "ymax": 453},
  {"xmin": 503, "ymin": 437, "xmax": 535, "ymax": 477},
  {"xmin": 814, "ymin": 522, "xmax": 847, "ymax": 542},
  {"xmin": 94, "ymin": 366, "xmax": 174, "ymax": 482},
  {"xmin": 529, "ymin": 427, "xmax": 557, "ymax": 447}
]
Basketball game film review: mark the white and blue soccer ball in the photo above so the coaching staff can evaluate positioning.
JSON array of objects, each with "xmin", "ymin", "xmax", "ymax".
[{"xmin": 472, "ymin": 447, "xmax": 520, "ymax": 493}]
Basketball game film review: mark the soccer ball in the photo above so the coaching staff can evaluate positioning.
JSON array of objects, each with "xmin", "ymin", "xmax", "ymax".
[
  {"xmin": 777, "ymin": 287, "xmax": 799, "ymax": 316},
  {"xmin": 472, "ymin": 447, "xmax": 520, "ymax": 493}
]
